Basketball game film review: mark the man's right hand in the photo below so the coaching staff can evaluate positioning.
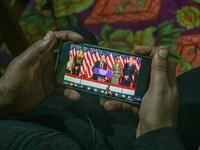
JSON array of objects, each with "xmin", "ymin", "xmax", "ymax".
[
  {"xmin": 103, "ymin": 46, "xmax": 179, "ymax": 138},
  {"xmin": 135, "ymin": 46, "xmax": 179, "ymax": 137}
]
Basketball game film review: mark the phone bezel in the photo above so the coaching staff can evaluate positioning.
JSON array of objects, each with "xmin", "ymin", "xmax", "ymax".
[{"xmin": 54, "ymin": 41, "xmax": 151, "ymax": 105}]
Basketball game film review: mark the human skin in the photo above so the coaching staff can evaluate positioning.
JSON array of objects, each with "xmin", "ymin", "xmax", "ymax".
[
  {"xmin": 103, "ymin": 46, "xmax": 179, "ymax": 138},
  {"xmin": 0, "ymin": 31, "xmax": 83, "ymax": 119},
  {"xmin": 0, "ymin": 32, "xmax": 178, "ymax": 138}
]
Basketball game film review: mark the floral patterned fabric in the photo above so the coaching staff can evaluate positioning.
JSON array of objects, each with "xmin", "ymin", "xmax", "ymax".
[{"xmin": 0, "ymin": 0, "xmax": 200, "ymax": 76}]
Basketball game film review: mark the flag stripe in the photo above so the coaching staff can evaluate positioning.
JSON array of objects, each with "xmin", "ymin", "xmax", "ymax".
[{"xmin": 69, "ymin": 44, "xmax": 142, "ymax": 83}]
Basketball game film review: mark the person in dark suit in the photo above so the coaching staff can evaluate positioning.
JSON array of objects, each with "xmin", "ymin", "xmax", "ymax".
[
  {"xmin": 92, "ymin": 55, "xmax": 107, "ymax": 81},
  {"xmin": 122, "ymin": 56, "xmax": 136, "ymax": 87}
]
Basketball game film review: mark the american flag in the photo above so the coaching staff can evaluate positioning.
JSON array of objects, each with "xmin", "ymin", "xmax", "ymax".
[
  {"xmin": 120, "ymin": 54, "xmax": 129, "ymax": 68},
  {"xmin": 104, "ymin": 51, "xmax": 114, "ymax": 70},
  {"xmin": 69, "ymin": 44, "xmax": 142, "ymax": 80},
  {"xmin": 136, "ymin": 57, "xmax": 142, "ymax": 70},
  {"xmin": 70, "ymin": 44, "xmax": 100, "ymax": 78}
]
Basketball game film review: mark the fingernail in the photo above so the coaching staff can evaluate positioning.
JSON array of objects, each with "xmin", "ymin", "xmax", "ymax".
[
  {"xmin": 159, "ymin": 49, "xmax": 168, "ymax": 58},
  {"xmin": 44, "ymin": 31, "xmax": 51, "ymax": 40}
]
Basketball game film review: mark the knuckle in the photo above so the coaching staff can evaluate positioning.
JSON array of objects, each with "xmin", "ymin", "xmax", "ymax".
[
  {"xmin": 31, "ymin": 40, "xmax": 46, "ymax": 55},
  {"xmin": 33, "ymin": 40, "xmax": 42, "ymax": 51}
]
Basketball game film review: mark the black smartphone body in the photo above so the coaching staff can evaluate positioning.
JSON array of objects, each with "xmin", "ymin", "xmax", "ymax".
[{"xmin": 55, "ymin": 42, "xmax": 151, "ymax": 105}]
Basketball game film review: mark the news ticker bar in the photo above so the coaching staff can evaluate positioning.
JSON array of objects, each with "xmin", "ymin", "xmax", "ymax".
[{"xmin": 64, "ymin": 75, "xmax": 143, "ymax": 103}]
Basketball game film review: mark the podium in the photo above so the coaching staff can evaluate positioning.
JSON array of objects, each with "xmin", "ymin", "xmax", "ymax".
[{"xmin": 93, "ymin": 68, "xmax": 112, "ymax": 82}]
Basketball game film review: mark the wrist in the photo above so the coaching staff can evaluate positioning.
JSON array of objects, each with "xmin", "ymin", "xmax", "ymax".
[
  {"xmin": 136, "ymin": 122, "xmax": 146, "ymax": 138},
  {"xmin": 136, "ymin": 120, "xmax": 176, "ymax": 138},
  {"xmin": 136, "ymin": 121, "xmax": 159, "ymax": 138}
]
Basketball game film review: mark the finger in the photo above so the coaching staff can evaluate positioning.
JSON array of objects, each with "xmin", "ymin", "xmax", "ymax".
[
  {"xmin": 18, "ymin": 31, "xmax": 56, "ymax": 68},
  {"xmin": 135, "ymin": 46, "xmax": 152, "ymax": 56},
  {"xmin": 23, "ymin": 30, "xmax": 84, "ymax": 59},
  {"xmin": 64, "ymin": 89, "xmax": 80, "ymax": 101},
  {"xmin": 149, "ymin": 46, "xmax": 170, "ymax": 92},
  {"xmin": 104, "ymin": 101, "xmax": 139, "ymax": 113},
  {"xmin": 54, "ymin": 30, "xmax": 84, "ymax": 42},
  {"xmin": 18, "ymin": 30, "xmax": 84, "ymax": 68},
  {"xmin": 100, "ymin": 96, "xmax": 109, "ymax": 105},
  {"xmin": 135, "ymin": 46, "xmax": 157, "ymax": 57}
]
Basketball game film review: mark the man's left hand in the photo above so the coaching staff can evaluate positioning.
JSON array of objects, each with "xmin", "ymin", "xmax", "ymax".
[{"xmin": 0, "ymin": 31, "xmax": 83, "ymax": 118}]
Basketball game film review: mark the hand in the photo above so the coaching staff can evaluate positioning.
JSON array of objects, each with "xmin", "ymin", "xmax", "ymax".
[
  {"xmin": 0, "ymin": 31, "xmax": 83, "ymax": 118},
  {"xmin": 136, "ymin": 46, "xmax": 178, "ymax": 137},
  {"xmin": 103, "ymin": 46, "xmax": 178, "ymax": 138},
  {"xmin": 75, "ymin": 66, "xmax": 79, "ymax": 70},
  {"xmin": 125, "ymin": 76, "xmax": 129, "ymax": 80}
]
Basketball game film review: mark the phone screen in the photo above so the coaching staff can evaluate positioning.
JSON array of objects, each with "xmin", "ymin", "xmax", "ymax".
[{"xmin": 55, "ymin": 42, "xmax": 151, "ymax": 104}]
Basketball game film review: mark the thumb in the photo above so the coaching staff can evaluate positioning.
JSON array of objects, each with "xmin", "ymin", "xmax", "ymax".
[
  {"xmin": 19, "ymin": 31, "xmax": 56, "ymax": 68},
  {"xmin": 64, "ymin": 89, "xmax": 80, "ymax": 101},
  {"xmin": 149, "ymin": 46, "xmax": 170, "ymax": 90}
]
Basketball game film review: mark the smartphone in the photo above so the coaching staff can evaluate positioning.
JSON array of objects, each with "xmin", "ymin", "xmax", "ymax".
[{"xmin": 55, "ymin": 41, "xmax": 151, "ymax": 105}]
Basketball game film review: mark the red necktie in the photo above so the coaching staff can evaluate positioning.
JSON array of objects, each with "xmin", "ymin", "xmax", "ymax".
[{"xmin": 100, "ymin": 62, "xmax": 103, "ymax": 69}]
